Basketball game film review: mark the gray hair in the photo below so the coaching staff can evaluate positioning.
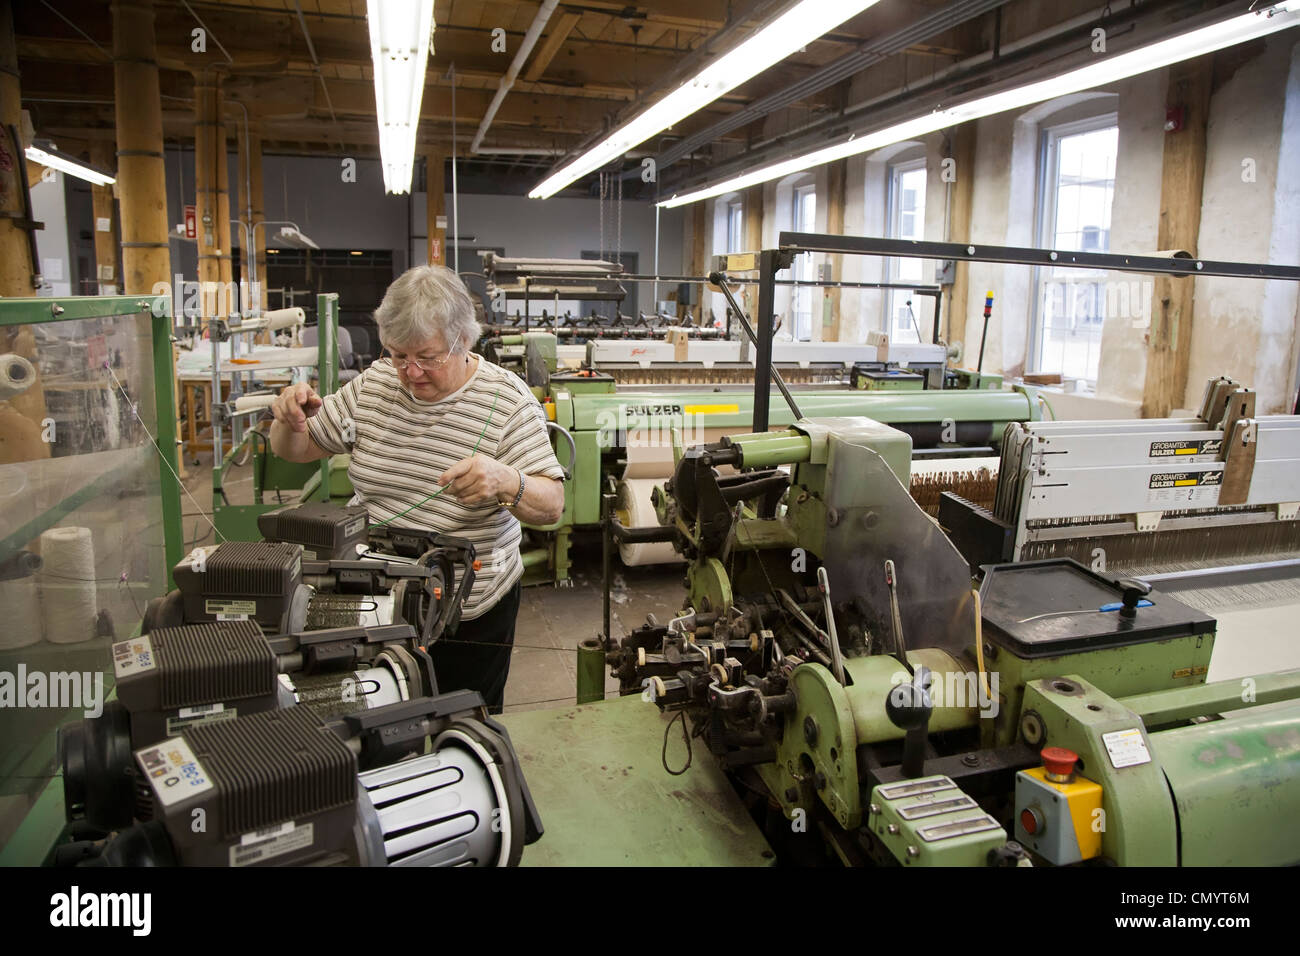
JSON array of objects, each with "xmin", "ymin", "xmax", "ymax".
[{"xmin": 373, "ymin": 264, "xmax": 481, "ymax": 352}]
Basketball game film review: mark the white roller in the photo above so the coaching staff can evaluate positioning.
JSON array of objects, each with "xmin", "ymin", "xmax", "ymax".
[
  {"xmin": 0, "ymin": 353, "xmax": 37, "ymax": 401},
  {"xmin": 233, "ymin": 394, "xmax": 276, "ymax": 413},
  {"xmin": 0, "ymin": 577, "xmax": 43, "ymax": 649},
  {"xmin": 616, "ymin": 477, "xmax": 683, "ymax": 567},
  {"xmin": 38, "ymin": 526, "xmax": 98, "ymax": 644},
  {"xmin": 263, "ymin": 307, "xmax": 305, "ymax": 332}
]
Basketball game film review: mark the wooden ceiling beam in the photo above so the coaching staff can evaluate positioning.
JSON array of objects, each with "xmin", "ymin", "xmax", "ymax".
[{"xmin": 524, "ymin": 12, "xmax": 582, "ymax": 83}]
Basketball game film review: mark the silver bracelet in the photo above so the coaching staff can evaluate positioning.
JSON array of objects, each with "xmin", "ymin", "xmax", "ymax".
[{"xmin": 509, "ymin": 470, "xmax": 526, "ymax": 509}]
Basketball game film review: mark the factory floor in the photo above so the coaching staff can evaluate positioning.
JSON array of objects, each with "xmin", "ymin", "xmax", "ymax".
[{"xmin": 180, "ymin": 450, "xmax": 685, "ymax": 714}]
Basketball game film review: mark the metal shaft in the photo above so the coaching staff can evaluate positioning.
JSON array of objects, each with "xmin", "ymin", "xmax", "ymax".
[{"xmin": 711, "ymin": 266, "xmax": 802, "ymax": 428}]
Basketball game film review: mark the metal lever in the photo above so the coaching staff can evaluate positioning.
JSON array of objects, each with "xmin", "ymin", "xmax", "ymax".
[
  {"xmin": 816, "ymin": 566, "xmax": 846, "ymax": 686},
  {"xmin": 884, "ymin": 559, "xmax": 911, "ymax": 674},
  {"xmin": 708, "ymin": 271, "xmax": 803, "ymax": 421}
]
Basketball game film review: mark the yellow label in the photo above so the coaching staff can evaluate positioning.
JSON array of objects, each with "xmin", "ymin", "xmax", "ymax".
[
  {"xmin": 725, "ymin": 253, "xmax": 758, "ymax": 271},
  {"xmin": 684, "ymin": 404, "xmax": 740, "ymax": 415},
  {"xmin": 1174, "ymin": 478, "xmax": 1197, "ymax": 486}
]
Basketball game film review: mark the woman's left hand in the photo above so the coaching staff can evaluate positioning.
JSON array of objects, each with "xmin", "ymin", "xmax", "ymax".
[{"xmin": 439, "ymin": 455, "xmax": 517, "ymax": 506}]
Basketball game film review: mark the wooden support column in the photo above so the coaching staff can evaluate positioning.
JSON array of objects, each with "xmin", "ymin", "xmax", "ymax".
[
  {"xmin": 236, "ymin": 115, "xmax": 266, "ymax": 315},
  {"xmin": 90, "ymin": 140, "xmax": 119, "ymax": 293},
  {"xmin": 825, "ymin": 159, "xmax": 847, "ymax": 341},
  {"xmin": 423, "ymin": 150, "xmax": 445, "ymax": 265},
  {"xmin": 743, "ymin": 185, "xmax": 763, "ymax": 252},
  {"xmin": 112, "ymin": 0, "xmax": 170, "ymax": 297},
  {"xmin": 193, "ymin": 70, "xmax": 231, "ymax": 328},
  {"xmin": 944, "ymin": 122, "xmax": 976, "ymax": 351},
  {"xmin": 0, "ymin": 0, "xmax": 33, "ymax": 295},
  {"xmin": 690, "ymin": 203, "xmax": 708, "ymax": 322},
  {"xmin": 0, "ymin": 0, "xmax": 49, "ymax": 459},
  {"xmin": 1142, "ymin": 57, "xmax": 1212, "ymax": 418}
]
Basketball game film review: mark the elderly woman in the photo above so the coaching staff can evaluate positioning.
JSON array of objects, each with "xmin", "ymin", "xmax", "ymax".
[{"xmin": 270, "ymin": 265, "xmax": 565, "ymax": 713}]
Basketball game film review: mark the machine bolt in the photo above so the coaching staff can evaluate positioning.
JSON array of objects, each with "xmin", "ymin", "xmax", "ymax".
[
  {"xmin": 784, "ymin": 787, "xmax": 799, "ymax": 803},
  {"xmin": 803, "ymin": 715, "xmax": 819, "ymax": 746},
  {"xmin": 827, "ymin": 508, "xmax": 840, "ymax": 527},
  {"xmin": 869, "ymin": 803, "xmax": 881, "ymax": 815},
  {"xmin": 907, "ymin": 846, "xmax": 919, "ymax": 858},
  {"xmin": 888, "ymin": 824, "xmax": 900, "ymax": 835},
  {"xmin": 961, "ymin": 754, "xmax": 980, "ymax": 767}
]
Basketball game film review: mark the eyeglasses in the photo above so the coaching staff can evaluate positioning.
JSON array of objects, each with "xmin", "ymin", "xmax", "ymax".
[{"xmin": 383, "ymin": 335, "xmax": 463, "ymax": 373}]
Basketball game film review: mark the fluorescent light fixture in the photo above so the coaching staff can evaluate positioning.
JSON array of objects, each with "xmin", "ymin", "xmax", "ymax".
[
  {"xmin": 367, "ymin": 0, "xmax": 436, "ymax": 194},
  {"xmin": 277, "ymin": 226, "xmax": 320, "ymax": 250},
  {"xmin": 25, "ymin": 142, "xmax": 115, "ymax": 186},
  {"xmin": 529, "ymin": 0, "xmax": 884, "ymax": 199},
  {"xmin": 660, "ymin": 3, "xmax": 1300, "ymax": 208}
]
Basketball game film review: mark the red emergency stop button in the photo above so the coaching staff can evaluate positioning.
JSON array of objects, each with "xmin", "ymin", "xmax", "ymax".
[
  {"xmin": 1042, "ymin": 746, "xmax": 1079, "ymax": 781},
  {"xmin": 1020, "ymin": 807, "xmax": 1044, "ymax": 835}
]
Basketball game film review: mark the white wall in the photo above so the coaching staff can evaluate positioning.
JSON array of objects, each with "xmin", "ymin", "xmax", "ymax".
[
  {"xmin": 29, "ymin": 170, "xmax": 71, "ymax": 296},
  {"xmin": 1186, "ymin": 35, "xmax": 1300, "ymax": 414}
]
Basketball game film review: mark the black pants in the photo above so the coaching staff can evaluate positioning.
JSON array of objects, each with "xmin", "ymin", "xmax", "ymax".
[{"xmin": 427, "ymin": 581, "xmax": 520, "ymax": 715}]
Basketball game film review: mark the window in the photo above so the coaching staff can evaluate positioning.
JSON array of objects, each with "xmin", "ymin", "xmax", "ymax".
[
  {"xmin": 886, "ymin": 159, "xmax": 927, "ymax": 342},
  {"xmin": 726, "ymin": 200, "xmax": 744, "ymax": 253},
  {"xmin": 1032, "ymin": 116, "xmax": 1118, "ymax": 384},
  {"xmin": 792, "ymin": 184, "xmax": 816, "ymax": 340}
]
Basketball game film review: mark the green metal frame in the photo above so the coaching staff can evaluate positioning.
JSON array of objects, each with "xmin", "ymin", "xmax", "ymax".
[
  {"xmin": 211, "ymin": 292, "xmax": 340, "ymax": 541},
  {"xmin": 0, "ymin": 294, "xmax": 182, "ymax": 575}
]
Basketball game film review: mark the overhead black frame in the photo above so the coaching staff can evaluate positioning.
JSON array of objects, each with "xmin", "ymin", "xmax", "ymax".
[{"xmin": 747, "ymin": 231, "xmax": 1300, "ymax": 432}]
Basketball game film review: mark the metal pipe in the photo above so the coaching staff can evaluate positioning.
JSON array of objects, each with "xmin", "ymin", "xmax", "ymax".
[
  {"xmin": 817, "ymin": 567, "xmax": 846, "ymax": 687},
  {"xmin": 471, "ymin": 0, "xmax": 560, "ymax": 153}
]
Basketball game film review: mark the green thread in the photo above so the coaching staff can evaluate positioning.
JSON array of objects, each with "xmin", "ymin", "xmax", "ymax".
[{"xmin": 370, "ymin": 389, "xmax": 503, "ymax": 527}]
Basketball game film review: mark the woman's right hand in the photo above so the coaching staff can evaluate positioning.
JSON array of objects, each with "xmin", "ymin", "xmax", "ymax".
[{"xmin": 271, "ymin": 382, "xmax": 323, "ymax": 434}]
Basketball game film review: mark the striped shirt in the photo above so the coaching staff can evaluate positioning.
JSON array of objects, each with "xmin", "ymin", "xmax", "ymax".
[{"xmin": 307, "ymin": 357, "xmax": 563, "ymax": 619}]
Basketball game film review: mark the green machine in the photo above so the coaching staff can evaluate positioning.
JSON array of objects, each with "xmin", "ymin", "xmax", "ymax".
[
  {"xmin": 470, "ymin": 330, "xmax": 1044, "ymax": 587},
  {"xmin": 602, "ymin": 415, "xmax": 1300, "ymax": 866},
  {"xmin": 0, "ymin": 294, "xmax": 185, "ymax": 858},
  {"xmin": 209, "ymin": 293, "xmax": 347, "ymax": 542}
]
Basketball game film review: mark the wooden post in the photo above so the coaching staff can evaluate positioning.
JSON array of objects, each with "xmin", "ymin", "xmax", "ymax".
[
  {"xmin": 0, "ymin": 0, "xmax": 34, "ymax": 295},
  {"xmin": 743, "ymin": 185, "xmax": 763, "ymax": 251},
  {"xmin": 90, "ymin": 140, "xmax": 119, "ymax": 293},
  {"xmin": 825, "ymin": 159, "xmax": 847, "ymax": 341},
  {"xmin": 424, "ymin": 149, "xmax": 446, "ymax": 265},
  {"xmin": 1142, "ymin": 57, "xmax": 1212, "ymax": 418},
  {"xmin": 944, "ymin": 123, "xmax": 976, "ymax": 352},
  {"xmin": 112, "ymin": 0, "xmax": 170, "ymax": 297},
  {"xmin": 193, "ymin": 70, "xmax": 225, "ymax": 329}
]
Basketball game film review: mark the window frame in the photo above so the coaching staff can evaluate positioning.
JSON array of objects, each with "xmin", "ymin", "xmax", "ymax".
[
  {"xmin": 1029, "ymin": 111, "xmax": 1119, "ymax": 384},
  {"xmin": 885, "ymin": 156, "xmax": 928, "ymax": 342},
  {"xmin": 791, "ymin": 183, "xmax": 817, "ymax": 341},
  {"xmin": 726, "ymin": 199, "xmax": 744, "ymax": 254}
]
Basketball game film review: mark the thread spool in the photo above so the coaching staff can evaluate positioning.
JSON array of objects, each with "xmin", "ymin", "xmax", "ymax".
[
  {"xmin": 0, "ymin": 577, "xmax": 43, "ymax": 649},
  {"xmin": 263, "ymin": 307, "xmax": 305, "ymax": 332},
  {"xmin": 0, "ymin": 353, "xmax": 36, "ymax": 401},
  {"xmin": 38, "ymin": 526, "xmax": 99, "ymax": 644}
]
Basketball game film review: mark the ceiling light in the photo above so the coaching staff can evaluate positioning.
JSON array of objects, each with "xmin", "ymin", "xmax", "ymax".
[
  {"xmin": 367, "ymin": 0, "xmax": 436, "ymax": 194},
  {"xmin": 529, "ymin": 0, "xmax": 884, "ymax": 199},
  {"xmin": 25, "ymin": 142, "xmax": 115, "ymax": 187},
  {"xmin": 659, "ymin": 3, "xmax": 1300, "ymax": 208},
  {"xmin": 276, "ymin": 226, "xmax": 320, "ymax": 250}
]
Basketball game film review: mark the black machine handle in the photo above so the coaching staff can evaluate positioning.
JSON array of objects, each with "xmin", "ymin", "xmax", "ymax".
[
  {"xmin": 417, "ymin": 534, "xmax": 478, "ymax": 645},
  {"xmin": 1116, "ymin": 578, "xmax": 1153, "ymax": 619}
]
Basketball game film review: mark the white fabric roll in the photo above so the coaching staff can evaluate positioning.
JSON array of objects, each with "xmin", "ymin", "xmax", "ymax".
[
  {"xmin": 617, "ymin": 478, "xmax": 683, "ymax": 567},
  {"xmin": 0, "ymin": 353, "xmax": 36, "ymax": 401},
  {"xmin": 0, "ymin": 577, "xmax": 43, "ymax": 649},
  {"xmin": 38, "ymin": 526, "xmax": 99, "ymax": 644}
]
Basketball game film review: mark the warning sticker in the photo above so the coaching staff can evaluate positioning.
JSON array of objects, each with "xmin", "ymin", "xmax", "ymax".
[
  {"xmin": 343, "ymin": 516, "xmax": 367, "ymax": 538},
  {"xmin": 165, "ymin": 702, "xmax": 237, "ymax": 736},
  {"xmin": 1148, "ymin": 438, "xmax": 1223, "ymax": 459},
  {"xmin": 230, "ymin": 822, "xmax": 315, "ymax": 867},
  {"xmin": 1102, "ymin": 728, "xmax": 1152, "ymax": 769},
  {"xmin": 113, "ymin": 636, "xmax": 156, "ymax": 678},
  {"xmin": 1147, "ymin": 469, "xmax": 1222, "ymax": 505},
  {"xmin": 206, "ymin": 599, "xmax": 257, "ymax": 616},
  {"xmin": 137, "ymin": 738, "xmax": 215, "ymax": 806}
]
